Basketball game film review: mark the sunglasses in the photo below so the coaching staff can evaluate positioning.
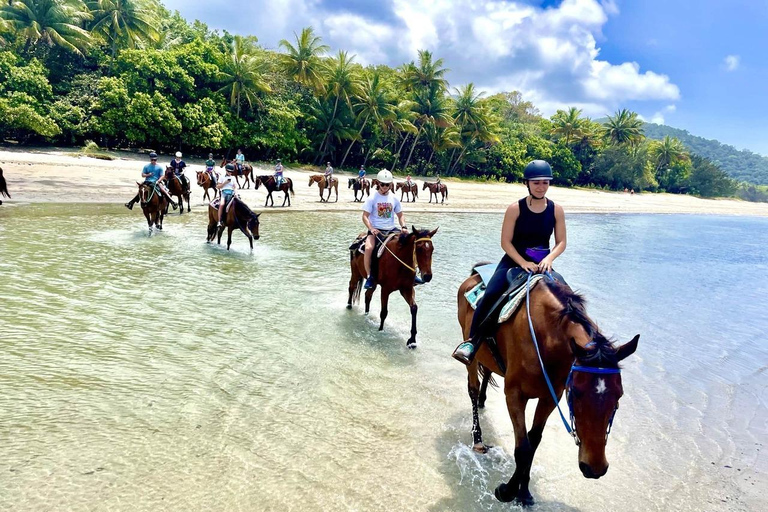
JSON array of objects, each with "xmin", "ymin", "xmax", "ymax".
[{"xmin": 379, "ymin": 183, "xmax": 391, "ymax": 187}]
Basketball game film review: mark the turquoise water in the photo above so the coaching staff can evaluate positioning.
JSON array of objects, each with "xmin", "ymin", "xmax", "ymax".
[{"xmin": 0, "ymin": 205, "xmax": 766, "ymax": 511}]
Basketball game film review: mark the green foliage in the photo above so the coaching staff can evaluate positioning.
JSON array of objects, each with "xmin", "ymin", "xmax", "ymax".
[
  {"xmin": 550, "ymin": 143, "xmax": 581, "ymax": 186},
  {"xmin": 688, "ymin": 155, "xmax": 736, "ymax": 197},
  {"xmin": 0, "ymin": 93, "xmax": 61, "ymax": 139},
  {"xmin": 593, "ymin": 144, "xmax": 656, "ymax": 191}
]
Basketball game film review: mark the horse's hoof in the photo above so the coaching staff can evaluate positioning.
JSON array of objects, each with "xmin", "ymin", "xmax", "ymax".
[
  {"xmin": 516, "ymin": 490, "xmax": 534, "ymax": 507},
  {"xmin": 494, "ymin": 484, "xmax": 514, "ymax": 503},
  {"xmin": 472, "ymin": 443, "xmax": 489, "ymax": 454},
  {"xmin": 406, "ymin": 340, "xmax": 417, "ymax": 349},
  {"xmin": 346, "ymin": 304, "xmax": 352, "ymax": 310}
]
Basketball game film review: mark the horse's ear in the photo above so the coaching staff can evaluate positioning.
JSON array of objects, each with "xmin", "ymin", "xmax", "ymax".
[
  {"xmin": 256, "ymin": 213, "xmax": 261, "ymax": 218},
  {"xmin": 428, "ymin": 226, "xmax": 439, "ymax": 237},
  {"xmin": 411, "ymin": 225, "xmax": 418, "ymax": 234},
  {"xmin": 616, "ymin": 334, "xmax": 639, "ymax": 362},
  {"xmin": 570, "ymin": 338, "xmax": 591, "ymax": 360},
  {"xmin": 136, "ymin": 181, "xmax": 141, "ymax": 186}
]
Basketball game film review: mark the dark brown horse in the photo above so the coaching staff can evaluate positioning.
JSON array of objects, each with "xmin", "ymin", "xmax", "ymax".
[
  {"xmin": 0, "ymin": 167, "xmax": 9, "ymax": 205},
  {"xmin": 423, "ymin": 181, "xmax": 447, "ymax": 203},
  {"xmin": 206, "ymin": 196, "xmax": 261, "ymax": 251},
  {"xmin": 196, "ymin": 170, "xmax": 218, "ymax": 201},
  {"xmin": 457, "ymin": 268, "xmax": 639, "ymax": 506},
  {"xmin": 254, "ymin": 175, "xmax": 294, "ymax": 207},
  {"xmin": 164, "ymin": 167, "xmax": 191, "ymax": 213},
  {"xmin": 136, "ymin": 182, "xmax": 168, "ymax": 234},
  {"xmin": 347, "ymin": 177, "xmax": 370, "ymax": 202},
  {"xmin": 309, "ymin": 174, "xmax": 338, "ymax": 202},
  {"xmin": 396, "ymin": 181, "xmax": 418, "ymax": 202},
  {"xmin": 347, "ymin": 227, "xmax": 438, "ymax": 347},
  {"xmin": 220, "ymin": 158, "xmax": 255, "ymax": 189}
]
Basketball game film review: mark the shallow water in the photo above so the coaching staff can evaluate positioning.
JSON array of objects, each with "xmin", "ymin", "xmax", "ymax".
[{"xmin": 0, "ymin": 205, "xmax": 766, "ymax": 511}]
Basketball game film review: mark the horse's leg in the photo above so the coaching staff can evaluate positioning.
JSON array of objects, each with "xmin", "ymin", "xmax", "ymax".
[
  {"xmin": 495, "ymin": 390, "xmax": 533, "ymax": 505},
  {"xmin": 364, "ymin": 287, "xmax": 375, "ymax": 316},
  {"xmin": 378, "ymin": 289, "xmax": 392, "ymax": 331},
  {"xmin": 510, "ymin": 397, "xmax": 558, "ymax": 506},
  {"xmin": 467, "ymin": 361, "xmax": 489, "ymax": 453},
  {"xmin": 217, "ymin": 225, "xmax": 224, "ymax": 245},
  {"xmin": 399, "ymin": 287, "xmax": 418, "ymax": 348},
  {"xmin": 478, "ymin": 368, "xmax": 491, "ymax": 408},
  {"xmin": 227, "ymin": 226, "xmax": 233, "ymax": 250},
  {"xmin": 334, "ymin": 185, "xmax": 338, "ymax": 202},
  {"xmin": 282, "ymin": 189, "xmax": 288, "ymax": 207}
]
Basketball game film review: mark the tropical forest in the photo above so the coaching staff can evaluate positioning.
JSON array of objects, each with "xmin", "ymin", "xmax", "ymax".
[{"xmin": 1, "ymin": 0, "xmax": 766, "ymax": 201}]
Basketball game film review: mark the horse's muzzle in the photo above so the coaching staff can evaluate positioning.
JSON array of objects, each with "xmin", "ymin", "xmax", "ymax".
[
  {"xmin": 253, "ymin": 235, "xmax": 260, "ymax": 241},
  {"xmin": 421, "ymin": 273, "xmax": 433, "ymax": 283},
  {"xmin": 579, "ymin": 462, "xmax": 608, "ymax": 479}
]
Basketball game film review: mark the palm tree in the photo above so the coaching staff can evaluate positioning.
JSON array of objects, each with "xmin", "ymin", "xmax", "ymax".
[
  {"xmin": 446, "ymin": 83, "xmax": 485, "ymax": 172},
  {"xmin": 550, "ymin": 107, "xmax": 586, "ymax": 145},
  {"xmin": 400, "ymin": 49, "xmax": 449, "ymax": 94},
  {"xmin": 278, "ymin": 26, "xmax": 329, "ymax": 94},
  {"xmin": 316, "ymin": 50, "xmax": 360, "ymax": 163},
  {"xmin": 424, "ymin": 123, "xmax": 459, "ymax": 166},
  {"xmin": 651, "ymin": 135, "xmax": 688, "ymax": 172},
  {"xmin": 217, "ymin": 35, "xmax": 271, "ymax": 118},
  {"xmin": 602, "ymin": 108, "xmax": 645, "ymax": 146},
  {"xmin": 339, "ymin": 72, "xmax": 396, "ymax": 168},
  {"xmin": 401, "ymin": 86, "xmax": 453, "ymax": 171},
  {"xmin": 1, "ymin": 0, "xmax": 92, "ymax": 55},
  {"xmin": 86, "ymin": 0, "xmax": 159, "ymax": 60}
]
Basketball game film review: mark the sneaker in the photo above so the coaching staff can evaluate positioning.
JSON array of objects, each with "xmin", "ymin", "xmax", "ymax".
[
  {"xmin": 414, "ymin": 275, "xmax": 425, "ymax": 285},
  {"xmin": 452, "ymin": 341, "xmax": 476, "ymax": 365},
  {"xmin": 171, "ymin": 201, "xmax": 178, "ymax": 210},
  {"xmin": 124, "ymin": 202, "xmax": 134, "ymax": 210},
  {"xmin": 216, "ymin": 222, "xmax": 223, "ymax": 228},
  {"xmin": 364, "ymin": 276, "xmax": 375, "ymax": 289}
]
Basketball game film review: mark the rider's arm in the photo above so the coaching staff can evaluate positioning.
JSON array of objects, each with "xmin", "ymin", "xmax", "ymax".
[
  {"xmin": 500, "ymin": 202, "xmax": 531, "ymax": 268},
  {"xmin": 362, "ymin": 211, "xmax": 375, "ymax": 232},
  {"xmin": 538, "ymin": 205, "xmax": 567, "ymax": 271},
  {"xmin": 396, "ymin": 211, "xmax": 407, "ymax": 230}
]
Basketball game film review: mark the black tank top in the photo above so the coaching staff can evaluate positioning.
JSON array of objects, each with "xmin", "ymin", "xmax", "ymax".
[{"xmin": 508, "ymin": 197, "xmax": 556, "ymax": 264}]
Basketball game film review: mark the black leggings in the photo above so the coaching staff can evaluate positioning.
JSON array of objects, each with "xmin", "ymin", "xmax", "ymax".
[{"xmin": 468, "ymin": 256, "xmax": 523, "ymax": 339}]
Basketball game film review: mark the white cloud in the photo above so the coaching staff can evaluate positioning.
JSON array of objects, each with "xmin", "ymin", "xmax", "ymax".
[
  {"xmin": 649, "ymin": 104, "xmax": 677, "ymax": 125},
  {"xmin": 724, "ymin": 55, "xmax": 740, "ymax": 71}
]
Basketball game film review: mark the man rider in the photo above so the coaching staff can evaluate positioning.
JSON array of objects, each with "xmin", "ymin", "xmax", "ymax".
[
  {"xmin": 169, "ymin": 151, "xmax": 190, "ymax": 191},
  {"xmin": 358, "ymin": 165, "xmax": 366, "ymax": 185},
  {"xmin": 324, "ymin": 161, "xmax": 334, "ymax": 189},
  {"xmin": 125, "ymin": 152, "xmax": 177, "ymax": 210},
  {"xmin": 274, "ymin": 159, "xmax": 284, "ymax": 188},
  {"xmin": 216, "ymin": 164, "xmax": 237, "ymax": 227}
]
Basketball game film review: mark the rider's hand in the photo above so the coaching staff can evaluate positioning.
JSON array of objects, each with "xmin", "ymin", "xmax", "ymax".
[
  {"xmin": 371, "ymin": 228, "xmax": 380, "ymax": 236},
  {"xmin": 521, "ymin": 261, "xmax": 539, "ymax": 273},
  {"xmin": 537, "ymin": 256, "xmax": 554, "ymax": 273}
]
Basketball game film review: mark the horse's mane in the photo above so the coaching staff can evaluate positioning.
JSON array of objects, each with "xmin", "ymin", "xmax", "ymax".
[
  {"xmin": 544, "ymin": 280, "xmax": 619, "ymax": 366},
  {"xmin": 398, "ymin": 228, "xmax": 431, "ymax": 244}
]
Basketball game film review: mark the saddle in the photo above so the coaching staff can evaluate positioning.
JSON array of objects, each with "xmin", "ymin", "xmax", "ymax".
[
  {"xmin": 349, "ymin": 229, "xmax": 403, "ymax": 280},
  {"xmin": 210, "ymin": 194, "xmax": 238, "ymax": 211}
]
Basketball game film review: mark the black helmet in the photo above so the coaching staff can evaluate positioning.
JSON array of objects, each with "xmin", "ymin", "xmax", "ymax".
[
  {"xmin": 523, "ymin": 160, "xmax": 553, "ymax": 180},
  {"xmin": 225, "ymin": 163, "xmax": 235, "ymax": 171},
  {"xmin": 149, "ymin": 152, "xmax": 158, "ymax": 159}
]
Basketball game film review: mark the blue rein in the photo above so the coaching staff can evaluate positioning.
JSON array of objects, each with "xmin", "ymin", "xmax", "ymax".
[{"xmin": 524, "ymin": 272, "xmax": 621, "ymax": 446}]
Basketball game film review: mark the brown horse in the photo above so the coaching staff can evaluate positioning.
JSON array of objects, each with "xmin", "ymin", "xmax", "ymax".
[
  {"xmin": 396, "ymin": 181, "xmax": 418, "ymax": 202},
  {"xmin": 457, "ymin": 268, "xmax": 639, "ymax": 506},
  {"xmin": 423, "ymin": 181, "xmax": 447, "ymax": 203},
  {"xmin": 309, "ymin": 174, "xmax": 339, "ymax": 202},
  {"xmin": 220, "ymin": 158, "xmax": 255, "ymax": 189},
  {"xmin": 0, "ymin": 167, "xmax": 9, "ymax": 205},
  {"xmin": 254, "ymin": 175, "xmax": 294, "ymax": 207},
  {"xmin": 164, "ymin": 167, "xmax": 191, "ymax": 213},
  {"xmin": 206, "ymin": 196, "xmax": 261, "ymax": 251},
  {"xmin": 347, "ymin": 177, "xmax": 370, "ymax": 202},
  {"xmin": 347, "ymin": 227, "xmax": 438, "ymax": 347},
  {"xmin": 196, "ymin": 170, "xmax": 218, "ymax": 201},
  {"xmin": 136, "ymin": 182, "xmax": 168, "ymax": 234}
]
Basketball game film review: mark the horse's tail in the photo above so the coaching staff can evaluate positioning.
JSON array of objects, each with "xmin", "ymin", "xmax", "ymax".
[
  {"xmin": 444, "ymin": 185, "xmax": 448, "ymax": 198},
  {"xmin": 0, "ymin": 168, "xmax": 9, "ymax": 198},
  {"xmin": 478, "ymin": 363, "xmax": 499, "ymax": 390},
  {"xmin": 289, "ymin": 178, "xmax": 295, "ymax": 196}
]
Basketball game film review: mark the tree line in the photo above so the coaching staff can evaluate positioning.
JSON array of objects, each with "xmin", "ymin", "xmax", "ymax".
[{"xmin": 1, "ymin": 0, "xmax": 763, "ymax": 201}]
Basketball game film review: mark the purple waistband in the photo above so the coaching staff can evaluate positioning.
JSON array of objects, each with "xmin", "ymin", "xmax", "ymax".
[{"xmin": 525, "ymin": 246, "xmax": 550, "ymax": 263}]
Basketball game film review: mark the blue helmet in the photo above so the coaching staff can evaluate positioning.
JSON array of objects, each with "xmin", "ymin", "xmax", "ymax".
[
  {"xmin": 523, "ymin": 160, "xmax": 553, "ymax": 180},
  {"xmin": 149, "ymin": 152, "xmax": 158, "ymax": 159}
]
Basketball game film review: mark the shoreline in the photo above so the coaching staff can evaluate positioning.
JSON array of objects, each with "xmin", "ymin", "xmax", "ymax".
[{"xmin": 2, "ymin": 146, "xmax": 768, "ymax": 216}]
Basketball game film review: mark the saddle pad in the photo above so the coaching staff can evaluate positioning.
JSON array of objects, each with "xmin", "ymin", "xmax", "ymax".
[
  {"xmin": 209, "ymin": 195, "xmax": 238, "ymax": 212},
  {"xmin": 464, "ymin": 274, "xmax": 545, "ymax": 323}
]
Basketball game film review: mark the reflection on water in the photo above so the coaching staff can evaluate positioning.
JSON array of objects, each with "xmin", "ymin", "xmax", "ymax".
[{"xmin": 0, "ymin": 205, "xmax": 766, "ymax": 511}]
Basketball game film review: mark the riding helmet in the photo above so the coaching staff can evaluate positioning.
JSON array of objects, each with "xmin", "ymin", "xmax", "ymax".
[
  {"xmin": 175, "ymin": 151, "xmax": 182, "ymax": 158},
  {"xmin": 523, "ymin": 160, "xmax": 553, "ymax": 181},
  {"xmin": 149, "ymin": 152, "xmax": 158, "ymax": 159},
  {"xmin": 225, "ymin": 163, "xmax": 235, "ymax": 171},
  {"xmin": 377, "ymin": 169, "xmax": 394, "ymax": 184}
]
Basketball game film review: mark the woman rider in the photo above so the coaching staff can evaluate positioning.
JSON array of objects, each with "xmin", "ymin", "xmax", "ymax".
[
  {"xmin": 452, "ymin": 160, "xmax": 567, "ymax": 364},
  {"xmin": 205, "ymin": 153, "xmax": 217, "ymax": 186},
  {"xmin": 216, "ymin": 164, "xmax": 237, "ymax": 227}
]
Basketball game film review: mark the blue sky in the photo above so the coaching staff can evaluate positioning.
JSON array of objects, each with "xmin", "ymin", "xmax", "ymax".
[{"xmin": 161, "ymin": 0, "xmax": 768, "ymax": 156}]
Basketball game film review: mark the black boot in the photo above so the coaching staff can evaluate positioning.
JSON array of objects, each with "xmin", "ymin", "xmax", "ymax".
[{"xmin": 125, "ymin": 194, "xmax": 139, "ymax": 210}]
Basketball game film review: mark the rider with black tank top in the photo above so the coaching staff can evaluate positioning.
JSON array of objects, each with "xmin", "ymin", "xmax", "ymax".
[{"xmin": 453, "ymin": 160, "xmax": 568, "ymax": 365}]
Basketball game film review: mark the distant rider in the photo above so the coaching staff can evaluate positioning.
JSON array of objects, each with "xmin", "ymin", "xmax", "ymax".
[
  {"xmin": 235, "ymin": 149, "xmax": 245, "ymax": 175},
  {"xmin": 125, "ymin": 152, "xmax": 177, "ymax": 210},
  {"xmin": 205, "ymin": 153, "xmax": 218, "ymax": 186},
  {"xmin": 216, "ymin": 164, "xmax": 237, "ymax": 227},
  {"xmin": 358, "ymin": 165, "xmax": 366, "ymax": 186},
  {"xmin": 324, "ymin": 161, "xmax": 334, "ymax": 189},
  {"xmin": 274, "ymin": 159, "xmax": 284, "ymax": 188},
  {"xmin": 169, "ymin": 151, "xmax": 190, "ymax": 191}
]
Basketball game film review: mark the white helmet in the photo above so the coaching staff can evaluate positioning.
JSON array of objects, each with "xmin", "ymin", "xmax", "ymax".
[
  {"xmin": 377, "ymin": 169, "xmax": 393, "ymax": 184},
  {"xmin": 175, "ymin": 151, "xmax": 182, "ymax": 158}
]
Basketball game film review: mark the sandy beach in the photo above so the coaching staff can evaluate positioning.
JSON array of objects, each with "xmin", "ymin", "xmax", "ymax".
[{"xmin": 2, "ymin": 146, "xmax": 767, "ymax": 216}]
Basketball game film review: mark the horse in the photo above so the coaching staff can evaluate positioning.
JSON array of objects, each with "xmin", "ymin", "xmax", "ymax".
[
  {"xmin": 457, "ymin": 267, "xmax": 639, "ymax": 506},
  {"xmin": 136, "ymin": 182, "xmax": 168, "ymax": 235},
  {"xmin": 164, "ymin": 167, "xmax": 191, "ymax": 214},
  {"xmin": 423, "ymin": 182, "xmax": 447, "ymax": 204},
  {"xmin": 347, "ymin": 227, "xmax": 438, "ymax": 348},
  {"xmin": 347, "ymin": 177, "xmax": 370, "ymax": 202},
  {"xmin": 220, "ymin": 158, "xmax": 255, "ymax": 189},
  {"xmin": 206, "ymin": 196, "xmax": 261, "ymax": 251},
  {"xmin": 0, "ymin": 167, "xmax": 9, "ymax": 205},
  {"xmin": 309, "ymin": 174, "xmax": 338, "ymax": 202},
  {"xmin": 253, "ymin": 175, "xmax": 294, "ymax": 207},
  {"xmin": 396, "ymin": 181, "xmax": 418, "ymax": 202},
  {"xmin": 196, "ymin": 170, "xmax": 218, "ymax": 202}
]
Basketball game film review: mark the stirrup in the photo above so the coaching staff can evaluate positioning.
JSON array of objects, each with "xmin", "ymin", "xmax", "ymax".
[
  {"xmin": 125, "ymin": 202, "xmax": 133, "ymax": 210},
  {"xmin": 452, "ymin": 341, "xmax": 476, "ymax": 365}
]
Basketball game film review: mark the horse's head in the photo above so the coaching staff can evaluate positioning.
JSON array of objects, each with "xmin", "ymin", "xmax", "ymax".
[
  {"xmin": 253, "ymin": 176, "xmax": 262, "ymax": 189},
  {"xmin": 196, "ymin": 171, "xmax": 205, "ymax": 186},
  {"xmin": 137, "ymin": 182, "xmax": 150, "ymax": 204},
  {"xmin": 409, "ymin": 226, "xmax": 438, "ymax": 283},
  {"xmin": 422, "ymin": 181, "xmax": 429, "ymax": 190},
  {"xmin": 395, "ymin": 182, "xmax": 403, "ymax": 190},
  {"xmin": 248, "ymin": 212, "xmax": 261, "ymax": 240},
  {"xmin": 309, "ymin": 175, "xmax": 319, "ymax": 187},
  {"xmin": 567, "ymin": 333, "xmax": 639, "ymax": 479},
  {"xmin": 220, "ymin": 158, "xmax": 227, "ymax": 168},
  {"xmin": 348, "ymin": 178, "xmax": 355, "ymax": 188},
  {"xmin": 164, "ymin": 166, "xmax": 174, "ymax": 178}
]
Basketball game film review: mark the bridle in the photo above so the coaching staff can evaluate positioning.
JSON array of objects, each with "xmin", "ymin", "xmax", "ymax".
[
  {"xmin": 376, "ymin": 234, "xmax": 433, "ymax": 274},
  {"xmin": 525, "ymin": 272, "xmax": 621, "ymax": 446}
]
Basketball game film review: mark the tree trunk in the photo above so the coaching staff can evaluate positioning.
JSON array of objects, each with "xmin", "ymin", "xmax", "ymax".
[
  {"xmin": 391, "ymin": 133, "xmax": 410, "ymax": 172},
  {"xmin": 316, "ymin": 95, "xmax": 340, "ymax": 165},
  {"xmin": 340, "ymin": 114, "xmax": 370, "ymax": 168},
  {"xmin": 402, "ymin": 127, "xmax": 423, "ymax": 171}
]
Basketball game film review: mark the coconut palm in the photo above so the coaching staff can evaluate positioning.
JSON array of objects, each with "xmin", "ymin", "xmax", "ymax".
[
  {"xmin": 278, "ymin": 26, "xmax": 329, "ymax": 94},
  {"xmin": 1, "ymin": 0, "xmax": 92, "ymax": 55},
  {"xmin": 217, "ymin": 35, "xmax": 271, "ymax": 118},
  {"xmin": 550, "ymin": 107, "xmax": 586, "ymax": 145},
  {"xmin": 316, "ymin": 50, "xmax": 360, "ymax": 163},
  {"xmin": 424, "ymin": 123, "xmax": 459, "ymax": 166},
  {"xmin": 339, "ymin": 72, "xmax": 396, "ymax": 168},
  {"xmin": 400, "ymin": 49, "xmax": 449, "ymax": 94},
  {"xmin": 446, "ymin": 83, "xmax": 485, "ymax": 172},
  {"xmin": 86, "ymin": 0, "xmax": 159, "ymax": 59},
  {"xmin": 651, "ymin": 135, "xmax": 688, "ymax": 174},
  {"xmin": 402, "ymin": 86, "xmax": 453, "ymax": 171},
  {"xmin": 602, "ymin": 108, "xmax": 645, "ymax": 146}
]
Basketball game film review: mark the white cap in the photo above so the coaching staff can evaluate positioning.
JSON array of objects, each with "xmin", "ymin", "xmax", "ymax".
[
  {"xmin": 377, "ymin": 169, "xmax": 394, "ymax": 184},
  {"xmin": 175, "ymin": 151, "xmax": 182, "ymax": 158}
]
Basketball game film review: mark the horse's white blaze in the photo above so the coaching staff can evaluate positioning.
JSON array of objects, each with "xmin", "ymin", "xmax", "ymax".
[{"xmin": 596, "ymin": 378, "xmax": 607, "ymax": 395}]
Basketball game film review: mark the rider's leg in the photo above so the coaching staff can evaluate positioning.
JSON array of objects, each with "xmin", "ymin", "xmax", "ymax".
[
  {"xmin": 363, "ymin": 233, "xmax": 375, "ymax": 289},
  {"xmin": 218, "ymin": 199, "xmax": 225, "ymax": 226},
  {"xmin": 125, "ymin": 193, "xmax": 140, "ymax": 209},
  {"xmin": 160, "ymin": 184, "xmax": 178, "ymax": 209}
]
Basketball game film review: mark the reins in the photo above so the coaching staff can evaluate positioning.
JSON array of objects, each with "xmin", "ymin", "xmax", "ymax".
[
  {"xmin": 376, "ymin": 234, "xmax": 432, "ymax": 273},
  {"xmin": 524, "ymin": 272, "xmax": 622, "ymax": 446}
]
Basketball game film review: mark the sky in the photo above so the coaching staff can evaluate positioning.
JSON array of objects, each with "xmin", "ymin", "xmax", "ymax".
[{"xmin": 160, "ymin": 0, "xmax": 768, "ymax": 156}]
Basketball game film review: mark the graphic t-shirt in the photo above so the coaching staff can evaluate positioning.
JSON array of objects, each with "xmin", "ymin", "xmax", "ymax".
[
  {"xmin": 142, "ymin": 163, "xmax": 164, "ymax": 183},
  {"xmin": 363, "ymin": 191, "xmax": 402, "ymax": 230}
]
